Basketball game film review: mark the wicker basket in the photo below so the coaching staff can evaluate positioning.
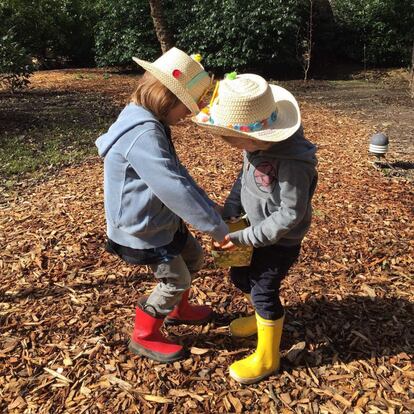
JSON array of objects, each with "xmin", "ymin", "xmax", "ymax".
[{"xmin": 211, "ymin": 218, "xmax": 253, "ymax": 267}]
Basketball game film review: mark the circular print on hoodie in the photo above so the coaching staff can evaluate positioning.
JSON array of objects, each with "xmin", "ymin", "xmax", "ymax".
[{"xmin": 253, "ymin": 161, "xmax": 277, "ymax": 193}]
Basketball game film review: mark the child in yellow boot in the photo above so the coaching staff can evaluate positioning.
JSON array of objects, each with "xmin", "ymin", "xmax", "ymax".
[{"xmin": 194, "ymin": 73, "xmax": 318, "ymax": 384}]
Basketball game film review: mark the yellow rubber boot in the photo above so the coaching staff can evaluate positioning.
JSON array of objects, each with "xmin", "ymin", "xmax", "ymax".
[
  {"xmin": 229, "ymin": 313, "xmax": 284, "ymax": 384},
  {"xmin": 229, "ymin": 294, "xmax": 257, "ymax": 337}
]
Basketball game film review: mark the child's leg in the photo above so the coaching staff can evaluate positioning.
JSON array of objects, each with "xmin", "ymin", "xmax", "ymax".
[
  {"xmin": 229, "ymin": 266, "xmax": 251, "ymax": 293},
  {"xmin": 229, "ymin": 293, "xmax": 257, "ymax": 337},
  {"xmin": 180, "ymin": 232, "xmax": 204, "ymax": 275},
  {"xmin": 249, "ymin": 245, "xmax": 300, "ymax": 320},
  {"xmin": 142, "ymin": 233, "xmax": 204, "ymax": 314},
  {"xmin": 129, "ymin": 255, "xmax": 191, "ymax": 362},
  {"xmin": 150, "ymin": 233, "xmax": 213, "ymax": 325},
  {"xmin": 229, "ymin": 244, "xmax": 300, "ymax": 384},
  {"xmin": 129, "ymin": 235, "xmax": 206, "ymax": 362},
  {"xmin": 146, "ymin": 254, "xmax": 192, "ymax": 315},
  {"xmin": 228, "ymin": 266, "xmax": 257, "ymax": 337}
]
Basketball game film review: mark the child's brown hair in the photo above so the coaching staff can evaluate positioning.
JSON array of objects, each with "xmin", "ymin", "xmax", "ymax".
[{"xmin": 130, "ymin": 72, "xmax": 180, "ymax": 120}]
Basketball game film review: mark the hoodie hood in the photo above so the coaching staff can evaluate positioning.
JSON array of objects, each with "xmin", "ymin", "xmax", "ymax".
[
  {"xmin": 259, "ymin": 126, "xmax": 318, "ymax": 166},
  {"xmin": 95, "ymin": 103, "xmax": 161, "ymax": 157}
]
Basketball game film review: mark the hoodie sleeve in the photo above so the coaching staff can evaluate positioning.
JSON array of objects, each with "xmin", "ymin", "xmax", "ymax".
[
  {"xmin": 125, "ymin": 127, "xmax": 228, "ymax": 242},
  {"xmin": 223, "ymin": 169, "xmax": 243, "ymax": 219},
  {"xmin": 229, "ymin": 160, "xmax": 314, "ymax": 247}
]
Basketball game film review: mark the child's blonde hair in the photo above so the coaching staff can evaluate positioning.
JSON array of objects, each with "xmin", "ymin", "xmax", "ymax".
[{"xmin": 130, "ymin": 72, "xmax": 180, "ymax": 120}]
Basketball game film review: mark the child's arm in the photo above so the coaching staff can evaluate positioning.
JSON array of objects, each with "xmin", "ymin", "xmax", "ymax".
[
  {"xmin": 223, "ymin": 169, "xmax": 243, "ymax": 219},
  {"xmin": 229, "ymin": 161, "xmax": 316, "ymax": 247},
  {"xmin": 125, "ymin": 127, "xmax": 228, "ymax": 242},
  {"xmin": 177, "ymin": 162, "xmax": 217, "ymax": 208}
]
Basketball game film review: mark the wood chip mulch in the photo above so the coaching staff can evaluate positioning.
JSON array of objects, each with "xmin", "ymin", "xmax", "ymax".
[{"xmin": 0, "ymin": 74, "xmax": 413, "ymax": 413}]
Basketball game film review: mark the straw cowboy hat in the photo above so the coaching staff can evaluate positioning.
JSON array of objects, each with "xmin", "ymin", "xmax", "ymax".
[
  {"xmin": 194, "ymin": 73, "xmax": 301, "ymax": 142},
  {"xmin": 132, "ymin": 47, "xmax": 211, "ymax": 114}
]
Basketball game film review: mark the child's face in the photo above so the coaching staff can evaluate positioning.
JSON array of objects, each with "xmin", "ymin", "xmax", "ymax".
[
  {"xmin": 220, "ymin": 135, "xmax": 274, "ymax": 152},
  {"xmin": 165, "ymin": 102, "xmax": 190, "ymax": 125}
]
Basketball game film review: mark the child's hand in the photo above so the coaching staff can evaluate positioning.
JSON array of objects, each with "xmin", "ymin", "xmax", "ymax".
[{"xmin": 213, "ymin": 235, "xmax": 235, "ymax": 251}]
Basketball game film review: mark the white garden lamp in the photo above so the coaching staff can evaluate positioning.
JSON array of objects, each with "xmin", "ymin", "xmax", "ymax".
[{"xmin": 369, "ymin": 132, "xmax": 389, "ymax": 160}]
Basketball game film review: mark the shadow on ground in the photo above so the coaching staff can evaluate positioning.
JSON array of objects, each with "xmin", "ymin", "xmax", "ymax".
[{"xmin": 0, "ymin": 89, "xmax": 120, "ymax": 133}]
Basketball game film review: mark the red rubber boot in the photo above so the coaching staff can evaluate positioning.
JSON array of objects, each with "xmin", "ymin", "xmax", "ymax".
[
  {"xmin": 165, "ymin": 289, "xmax": 214, "ymax": 325},
  {"xmin": 128, "ymin": 303, "xmax": 186, "ymax": 363}
]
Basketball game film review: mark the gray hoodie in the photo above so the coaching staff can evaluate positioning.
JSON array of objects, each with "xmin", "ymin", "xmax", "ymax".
[
  {"xmin": 223, "ymin": 127, "xmax": 318, "ymax": 247},
  {"xmin": 96, "ymin": 103, "xmax": 228, "ymax": 249}
]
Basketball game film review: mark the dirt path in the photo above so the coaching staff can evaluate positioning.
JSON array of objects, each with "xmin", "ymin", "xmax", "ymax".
[{"xmin": 281, "ymin": 70, "xmax": 413, "ymax": 180}]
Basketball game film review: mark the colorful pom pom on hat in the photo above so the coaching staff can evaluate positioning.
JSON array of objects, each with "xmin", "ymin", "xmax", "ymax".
[
  {"xmin": 191, "ymin": 53, "xmax": 202, "ymax": 62},
  {"xmin": 225, "ymin": 71, "xmax": 237, "ymax": 80}
]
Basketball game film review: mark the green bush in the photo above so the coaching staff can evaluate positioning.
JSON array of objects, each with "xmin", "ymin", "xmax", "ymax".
[
  {"xmin": 333, "ymin": 0, "xmax": 414, "ymax": 66},
  {"xmin": 1, "ymin": 0, "xmax": 413, "ymax": 75},
  {"xmin": 0, "ymin": 29, "xmax": 33, "ymax": 91},
  {"xmin": 94, "ymin": 0, "xmax": 160, "ymax": 67},
  {"xmin": 0, "ymin": 0, "xmax": 96, "ymax": 68},
  {"xmin": 169, "ymin": 0, "xmax": 305, "ymax": 74},
  {"xmin": 94, "ymin": 0, "xmax": 306, "ymax": 74}
]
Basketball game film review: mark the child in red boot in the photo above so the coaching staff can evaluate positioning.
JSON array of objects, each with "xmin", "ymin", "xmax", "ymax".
[
  {"xmin": 96, "ymin": 48, "xmax": 229, "ymax": 363},
  {"xmin": 195, "ymin": 73, "xmax": 318, "ymax": 383}
]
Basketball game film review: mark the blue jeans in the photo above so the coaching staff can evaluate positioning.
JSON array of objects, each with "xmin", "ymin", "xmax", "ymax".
[{"xmin": 230, "ymin": 244, "xmax": 301, "ymax": 320}]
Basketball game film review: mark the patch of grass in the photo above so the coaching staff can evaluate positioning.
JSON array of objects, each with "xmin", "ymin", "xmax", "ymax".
[
  {"xmin": 0, "ymin": 122, "xmax": 109, "ymax": 179},
  {"xmin": 74, "ymin": 73, "xmax": 97, "ymax": 80},
  {"xmin": 327, "ymin": 79, "xmax": 370, "ymax": 87},
  {"xmin": 0, "ymin": 87, "xmax": 120, "ymax": 183}
]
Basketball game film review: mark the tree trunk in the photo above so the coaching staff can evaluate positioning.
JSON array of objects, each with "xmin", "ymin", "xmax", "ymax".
[
  {"xmin": 303, "ymin": 0, "xmax": 314, "ymax": 81},
  {"xmin": 410, "ymin": 40, "xmax": 414, "ymax": 98},
  {"xmin": 148, "ymin": 0, "xmax": 174, "ymax": 53}
]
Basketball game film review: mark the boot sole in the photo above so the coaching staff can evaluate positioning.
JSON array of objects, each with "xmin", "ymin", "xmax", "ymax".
[
  {"xmin": 229, "ymin": 366, "xmax": 279, "ymax": 385},
  {"xmin": 164, "ymin": 312, "xmax": 214, "ymax": 326},
  {"xmin": 128, "ymin": 340, "xmax": 187, "ymax": 363}
]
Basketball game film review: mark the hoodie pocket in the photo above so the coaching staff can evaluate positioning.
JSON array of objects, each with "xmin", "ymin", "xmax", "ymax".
[
  {"xmin": 147, "ymin": 196, "xmax": 175, "ymax": 230},
  {"xmin": 112, "ymin": 173, "xmax": 152, "ymax": 233}
]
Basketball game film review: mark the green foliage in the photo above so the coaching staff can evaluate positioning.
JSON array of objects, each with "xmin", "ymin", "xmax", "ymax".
[
  {"xmin": 0, "ymin": 0, "xmax": 96, "ymax": 67},
  {"xmin": 93, "ymin": 0, "xmax": 306, "ymax": 73},
  {"xmin": 0, "ymin": 0, "xmax": 413, "ymax": 73},
  {"xmin": 0, "ymin": 29, "xmax": 33, "ymax": 91},
  {"xmin": 94, "ymin": 0, "xmax": 160, "ymax": 67},
  {"xmin": 333, "ymin": 0, "xmax": 414, "ymax": 66},
  {"xmin": 169, "ymin": 0, "xmax": 305, "ymax": 74}
]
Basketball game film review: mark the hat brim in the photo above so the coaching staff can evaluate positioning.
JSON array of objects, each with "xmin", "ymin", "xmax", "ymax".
[
  {"xmin": 132, "ymin": 57, "xmax": 200, "ymax": 114},
  {"xmin": 193, "ymin": 85, "xmax": 301, "ymax": 142}
]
